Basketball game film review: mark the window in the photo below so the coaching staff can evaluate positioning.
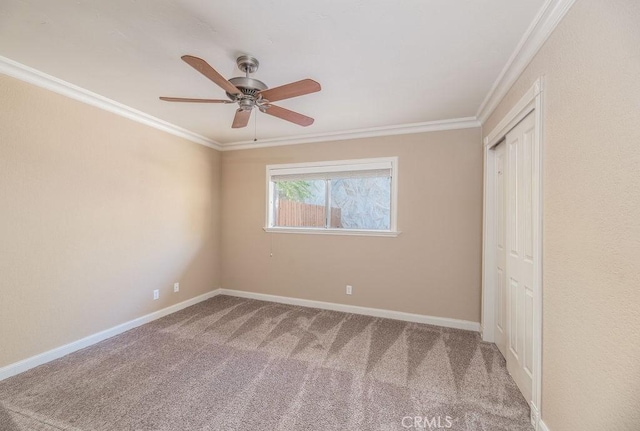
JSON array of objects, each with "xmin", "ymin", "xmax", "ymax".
[{"xmin": 265, "ymin": 157, "xmax": 399, "ymax": 236}]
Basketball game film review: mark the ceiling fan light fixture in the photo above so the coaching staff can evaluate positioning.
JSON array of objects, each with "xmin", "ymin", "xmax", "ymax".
[{"xmin": 238, "ymin": 99, "xmax": 254, "ymax": 111}]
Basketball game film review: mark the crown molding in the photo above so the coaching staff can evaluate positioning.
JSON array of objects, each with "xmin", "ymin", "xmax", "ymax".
[
  {"xmin": 1, "ymin": 1, "xmax": 575, "ymax": 152},
  {"xmin": 219, "ymin": 117, "xmax": 481, "ymax": 151},
  {"xmin": 0, "ymin": 55, "xmax": 222, "ymax": 150},
  {"xmin": 476, "ymin": 0, "xmax": 576, "ymax": 124},
  {"xmin": 0, "ymin": 56, "xmax": 481, "ymax": 153}
]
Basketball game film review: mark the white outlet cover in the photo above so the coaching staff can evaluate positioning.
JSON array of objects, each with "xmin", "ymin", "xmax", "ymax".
[
  {"xmin": 174, "ymin": 283, "xmax": 180, "ymax": 293},
  {"xmin": 153, "ymin": 289, "xmax": 159, "ymax": 300},
  {"xmin": 346, "ymin": 285, "xmax": 353, "ymax": 295}
]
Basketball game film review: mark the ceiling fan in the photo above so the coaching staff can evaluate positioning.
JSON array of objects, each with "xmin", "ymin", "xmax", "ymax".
[{"xmin": 160, "ymin": 55, "xmax": 321, "ymax": 129}]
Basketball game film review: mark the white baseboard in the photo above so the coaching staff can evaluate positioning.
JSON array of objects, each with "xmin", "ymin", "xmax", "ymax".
[
  {"xmin": 218, "ymin": 289, "xmax": 480, "ymax": 332},
  {"xmin": 0, "ymin": 289, "xmax": 221, "ymax": 381},
  {"xmin": 1, "ymin": 288, "xmax": 480, "ymax": 381},
  {"xmin": 531, "ymin": 404, "xmax": 540, "ymax": 428},
  {"xmin": 538, "ymin": 419, "xmax": 550, "ymax": 431}
]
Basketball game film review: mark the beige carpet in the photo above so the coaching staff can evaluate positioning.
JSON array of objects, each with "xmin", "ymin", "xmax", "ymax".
[{"xmin": 0, "ymin": 296, "xmax": 533, "ymax": 430}]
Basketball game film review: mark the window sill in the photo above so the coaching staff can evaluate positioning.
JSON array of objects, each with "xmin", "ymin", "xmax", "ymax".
[{"xmin": 263, "ymin": 227, "xmax": 401, "ymax": 237}]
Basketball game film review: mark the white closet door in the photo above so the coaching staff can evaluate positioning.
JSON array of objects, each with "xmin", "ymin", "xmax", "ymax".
[
  {"xmin": 505, "ymin": 112, "xmax": 536, "ymax": 403},
  {"xmin": 494, "ymin": 141, "xmax": 507, "ymax": 358}
]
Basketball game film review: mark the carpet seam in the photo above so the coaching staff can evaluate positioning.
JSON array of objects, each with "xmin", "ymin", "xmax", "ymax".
[{"xmin": 1, "ymin": 402, "xmax": 69, "ymax": 431}]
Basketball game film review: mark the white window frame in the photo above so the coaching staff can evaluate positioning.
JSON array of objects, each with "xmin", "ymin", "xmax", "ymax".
[{"xmin": 264, "ymin": 157, "xmax": 400, "ymax": 237}]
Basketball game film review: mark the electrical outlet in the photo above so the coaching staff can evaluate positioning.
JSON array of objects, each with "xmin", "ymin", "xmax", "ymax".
[
  {"xmin": 346, "ymin": 285, "xmax": 353, "ymax": 295},
  {"xmin": 174, "ymin": 282, "xmax": 180, "ymax": 293},
  {"xmin": 153, "ymin": 289, "xmax": 159, "ymax": 300}
]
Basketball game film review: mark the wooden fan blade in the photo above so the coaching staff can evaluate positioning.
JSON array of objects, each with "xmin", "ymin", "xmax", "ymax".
[
  {"xmin": 264, "ymin": 104, "xmax": 314, "ymax": 127},
  {"xmin": 159, "ymin": 97, "xmax": 232, "ymax": 103},
  {"xmin": 232, "ymin": 109, "xmax": 252, "ymax": 128},
  {"xmin": 257, "ymin": 79, "xmax": 320, "ymax": 102},
  {"xmin": 181, "ymin": 55, "xmax": 241, "ymax": 95}
]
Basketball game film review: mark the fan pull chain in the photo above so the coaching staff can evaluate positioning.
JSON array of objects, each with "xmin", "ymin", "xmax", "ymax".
[{"xmin": 254, "ymin": 108, "xmax": 258, "ymax": 142}]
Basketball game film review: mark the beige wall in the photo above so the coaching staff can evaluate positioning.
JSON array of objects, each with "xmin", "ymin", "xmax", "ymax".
[
  {"xmin": 1, "ymin": 72, "xmax": 484, "ymax": 369},
  {"xmin": 484, "ymin": 0, "xmax": 640, "ymax": 429},
  {"xmin": 0, "ymin": 75, "xmax": 222, "ymax": 368},
  {"xmin": 221, "ymin": 128, "xmax": 483, "ymax": 323}
]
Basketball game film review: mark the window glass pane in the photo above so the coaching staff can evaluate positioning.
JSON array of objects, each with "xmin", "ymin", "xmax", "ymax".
[
  {"xmin": 329, "ymin": 176, "xmax": 391, "ymax": 230},
  {"xmin": 274, "ymin": 180, "xmax": 326, "ymax": 227}
]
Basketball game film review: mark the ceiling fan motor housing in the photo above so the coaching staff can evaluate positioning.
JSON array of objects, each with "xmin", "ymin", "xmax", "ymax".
[{"xmin": 226, "ymin": 77, "xmax": 268, "ymax": 102}]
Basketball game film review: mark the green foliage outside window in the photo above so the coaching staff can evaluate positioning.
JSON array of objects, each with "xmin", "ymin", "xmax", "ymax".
[{"xmin": 276, "ymin": 181, "xmax": 312, "ymax": 202}]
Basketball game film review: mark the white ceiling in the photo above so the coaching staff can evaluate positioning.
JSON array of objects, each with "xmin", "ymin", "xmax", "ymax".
[{"xmin": 0, "ymin": 0, "xmax": 545, "ymax": 146}]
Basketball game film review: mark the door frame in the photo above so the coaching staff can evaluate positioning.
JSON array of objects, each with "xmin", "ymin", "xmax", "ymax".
[{"xmin": 481, "ymin": 78, "xmax": 544, "ymax": 428}]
